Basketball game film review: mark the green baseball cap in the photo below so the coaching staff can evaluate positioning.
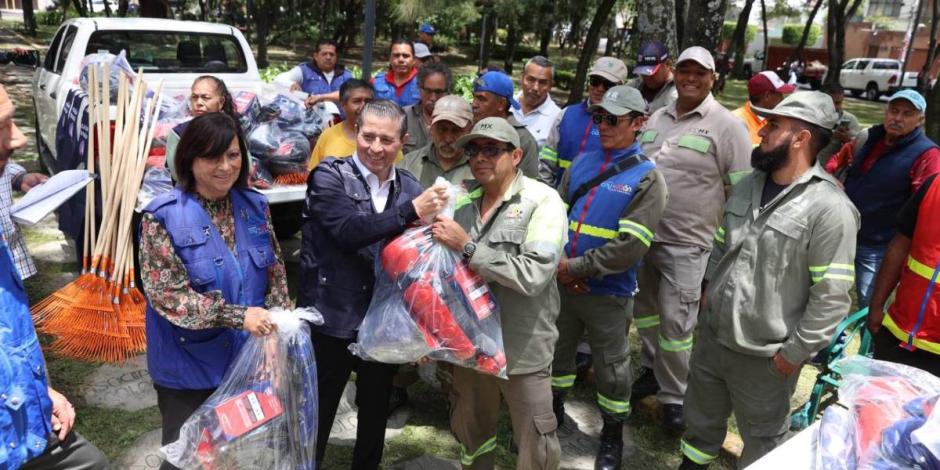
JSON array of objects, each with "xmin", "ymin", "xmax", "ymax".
[
  {"xmin": 588, "ymin": 85, "xmax": 647, "ymax": 116},
  {"xmin": 455, "ymin": 117, "xmax": 521, "ymax": 149},
  {"xmin": 751, "ymin": 91, "xmax": 839, "ymax": 130}
]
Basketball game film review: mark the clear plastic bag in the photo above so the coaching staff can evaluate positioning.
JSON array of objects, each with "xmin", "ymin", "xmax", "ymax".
[
  {"xmin": 815, "ymin": 357, "xmax": 940, "ymax": 469},
  {"xmin": 161, "ymin": 308, "xmax": 323, "ymax": 470},
  {"xmin": 78, "ymin": 51, "xmax": 136, "ymax": 102},
  {"xmin": 136, "ymin": 166, "xmax": 174, "ymax": 211},
  {"xmin": 352, "ymin": 179, "xmax": 508, "ymax": 378}
]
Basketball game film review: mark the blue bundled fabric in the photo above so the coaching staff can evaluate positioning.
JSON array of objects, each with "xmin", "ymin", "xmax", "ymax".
[{"xmin": 161, "ymin": 308, "xmax": 322, "ymax": 469}]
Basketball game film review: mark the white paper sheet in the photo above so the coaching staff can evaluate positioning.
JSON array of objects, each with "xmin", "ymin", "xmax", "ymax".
[{"xmin": 11, "ymin": 170, "xmax": 93, "ymax": 226}]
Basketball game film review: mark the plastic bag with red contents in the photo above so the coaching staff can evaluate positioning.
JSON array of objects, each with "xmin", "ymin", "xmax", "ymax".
[{"xmin": 351, "ymin": 178, "xmax": 507, "ymax": 378}]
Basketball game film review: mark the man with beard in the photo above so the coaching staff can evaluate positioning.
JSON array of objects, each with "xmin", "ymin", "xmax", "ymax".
[
  {"xmin": 403, "ymin": 62, "xmax": 452, "ymax": 155},
  {"xmin": 679, "ymin": 92, "xmax": 858, "ymax": 468},
  {"xmin": 402, "ymin": 95, "xmax": 475, "ymax": 188},
  {"xmin": 512, "ymin": 56, "xmax": 560, "ymax": 146},
  {"xmin": 632, "ymin": 47, "xmax": 752, "ymax": 431}
]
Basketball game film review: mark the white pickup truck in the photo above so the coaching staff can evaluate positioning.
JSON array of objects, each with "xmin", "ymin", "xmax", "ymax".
[
  {"xmin": 31, "ymin": 17, "xmax": 306, "ymax": 237},
  {"xmin": 838, "ymin": 58, "xmax": 918, "ymax": 101}
]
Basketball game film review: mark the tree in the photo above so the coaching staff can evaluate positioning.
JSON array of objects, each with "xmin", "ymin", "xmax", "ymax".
[
  {"xmin": 927, "ymin": 69, "xmax": 940, "ymax": 142},
  {"xmin": 727, "ymin": 0, "xmax": 756, "ymax": 78},
  {"xmin": 760, "ymin": 0, "xmax": 769, "ymax": 65},
  {"xmin": 824, "ymin": 0, "xmax": 864, "ymax": 86},
  {"xmin": 918, "ymin": 0, "xmax": 940, "ymax": 93},
  {"xmin": 781, "ymin": 23, "xmax": 821, "ymax": 46},
  {"xmin": 566, "ymin": 0, "xmax": 618, "ymax": 106},
  {"xmin": 634, "ymin": 0, "xmax": 678, "ymax": 58},
  {"xmin": 22, "ymin": 0, "xmax": 37, "ymax": 36},
  {"xmin": 901, "ymin": 0, "xmax": 925, "ymax": 80},
  {"xmin": 675, "ymin": 0, "xmax": 687, "ymax": 48},
  {"xmin": 684, "ymin": 0, "xmax": 729, "ymax": 51},
  {"xmin": 785, "ymin": 0, "xmax": 825, "ymax": 67}
]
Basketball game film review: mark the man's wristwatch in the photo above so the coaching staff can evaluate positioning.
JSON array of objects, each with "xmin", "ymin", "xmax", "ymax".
[{"xmin": 461, "ymin": 241, "xmax": 477, "ymax": 261}]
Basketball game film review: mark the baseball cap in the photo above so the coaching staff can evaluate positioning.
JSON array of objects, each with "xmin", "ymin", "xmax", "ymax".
[
  {"xmin": 748, "ymin": 71, "xmax": 796, "ymax": 96},
  {"xmin": 474, "ymin": 71, "xmax": 521, "ymax": 110},
  {"xmin": 751, "ymin": 91, "xmax": 838, "ymax": 129},
  {"xmin": 432, "ymin": 95, "xmax": 473, "ymax": 127},
  {"xmin": 589, "ymin": 57, "xmax": 629, "ymax": 84},
  {"xmin": 414, "ymin": 42, "xmax": 432, "ymax": 59},
  {"xmin": 635, "ymin": 41, "xmax": 670, "ymax": 76},
  {"xmin": 419, "ymin": 23, "xmax": 437, "ymax": 35},
  {"xmin": 888, "ymin": 89, "xmax": 927, "ymax": 112},
  {"xmin": 455, "ymin": 117, "xmax": 521, "ymax": 149},
  {"xmin": 588, "ymin": 85, "xmax": 647, "ymax": 116},
  {"xmin": 676, "ymin": 46, "xmax": 716, "ymax": 72}
]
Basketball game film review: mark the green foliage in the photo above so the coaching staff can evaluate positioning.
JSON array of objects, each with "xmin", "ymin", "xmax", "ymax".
[
  {"xmin": 781, "ymin": 23, "xmax": 820, "ymax": 46},
  {"xmin": 35, "ymin": 10, "xmax": 63, "ymax": 26},
  {"xmin": 347, "ymin": 65, "xmax": 363, "ymax": 79},
  {"xmin": 259, "ymin": 63, "xmax": 292, "ymax": 83},
  {"xmin": 453, "ymin": 72, "xmax": 477, "ymax": 101},
  {"xmin": 495, "ymin": 28, "xmax": 508, "ymax": 43},
  {"xmin": 396, "ymin": 1, "xmax": 480, "ymax": 37},
  {"xmin": 554, "ymin": 69, "xmax": 575, "ymax": 91},
  {"xmin": 768, "ymin": 0, "xmax": 800, "ymax": 19},
  {"xmin": 721, "ymin": 21, "xmax": 758, "ymax": 45}
]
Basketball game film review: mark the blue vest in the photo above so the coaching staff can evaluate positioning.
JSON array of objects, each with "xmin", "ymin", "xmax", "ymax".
[
  {"xmin": 845, "ymin": 125, "xmax": 938, "ymax": 246},
  {"xmin": 0, "ymin": 240, "xmax": 52, "ymax": 468},
  {"xmin": 299, "ymin": 62, "xmax": 352, "ymax": 96},
  {"xmin": 143, "ymin": 188, "xmax": 274, "ymax": 390},
  {"xmin": 554, "ymin": 101, "xmax": 601, "ymax": 185},
  {"xmin": 373, "ymin": 71, "xmax": 421, "ymax": 107},
  {"xmin": 565, "ymin": 143, "xmax": 654, "ymax": 298}
]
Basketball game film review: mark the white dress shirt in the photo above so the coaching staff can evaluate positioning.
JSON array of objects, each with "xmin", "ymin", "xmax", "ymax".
[
  {"xmin": 352, "ymin": 152, "xmax": 396, "ymax": 212},
  {"xmin": 512, "ymin": 93, "xmax": 562, "ymax": 147}
]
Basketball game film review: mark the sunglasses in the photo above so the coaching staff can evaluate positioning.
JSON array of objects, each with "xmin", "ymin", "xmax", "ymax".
[
  {"xmin": 591, "ymin": 113, "xmax": 632, "ymax": 126},
  {"xmin": 589, "ymin": 76, "xmax": 617, "ymax": 90},
  {"xmin": 464, "ymin": 145, "xmax": 511, "ymax": 159}
]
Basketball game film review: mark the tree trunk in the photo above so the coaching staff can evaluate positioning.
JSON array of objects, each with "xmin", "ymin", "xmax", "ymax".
[
  {"xmin": 102, "ymin": 0, "xmax": 112, "ymax": 16},
  {"xmin": 825, "ymin": 0, "xmax": 864, "ymax": 86},
  {"xmin": 684, "ymin": 0, "xmax": 728, "ymax": 52},
  {"xmin": 479, "ymin": 10, "xmax": 491, "ymax": 71},
  {"xmin": 787, "ymin": 0, "xmax": 824, "ymax": 66},
  {"xmin": 901, "ymin": 0, "xmax": 925, "ymax": 79},
  {"xmin": 927, "ymin": 69, "xmax": 940, "ymax": 141},
  {"xmin": 539, "ymin": 12, "xmax": 554, "ymax": 56},
  {"xmin": 118, "ymin": 0, "xmax": 128, "ymax": 16},
  {"xmin": 568, "ymin": 5, "xmax": 585, "ymax": 49},
  {"xmin": 760, "ymin": 0, "xmax": 769, "ymax": 67},
  {"xmin": 675, "ymin": 0, "xmax": 687, "ymax": 48},
  {"xmin": 503, "ymin": 22, "xmax": 520, "ymax": 74},
  {"xmin": 139, "ymin": 0, "xmax": 166, "ymax": 17},
  {"xmin": 71, "ymin": 0, "xmax": 88, "ymax": 16},
  {"xmin": 604, "ymin": 15, "xmax": 616, "ymax": 56},
  {"xmin": 249, "ymin": 0, "xmax": 271, "ymax": 67},
  {"xmin": 566, "ymin": 0, "xmax": 618, "ymax": 106},
  {"xmin": 731, "ymin": 0, "xmax": 756, "ymax": 79},
  {"xmin": 22, "ymin": 0, "xmax": 37, "ymax": 36},
  {"xmin": 634, "ymin": 0, "xmax": 678, "ymax": 58},
  {"xmin": 918, "ymin": 0, "xmax": 939, "ymax": 93}
]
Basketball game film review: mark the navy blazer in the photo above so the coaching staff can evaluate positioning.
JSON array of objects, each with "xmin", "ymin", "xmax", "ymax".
[{"xmin": 299, "ymin": 156, "xmax": 422, "ymax": 338}]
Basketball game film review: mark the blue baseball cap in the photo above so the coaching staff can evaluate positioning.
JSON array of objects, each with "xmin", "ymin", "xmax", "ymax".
[
  {"xmin": 419, "ymin": 23, "xmax": 437, "ymax": 35},
  {"xmin": 474, "ymin": 71, "xmax": 520, "ymax": 110},
  {"xmin": 635, "ymin": 41, "xmax": 670, "ymax": 76},
  {"xmin": 888, "ymin": 89, "xmax": 926, "ymax": 112}
]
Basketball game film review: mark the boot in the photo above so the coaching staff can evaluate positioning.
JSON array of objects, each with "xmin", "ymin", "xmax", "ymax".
[
  {"xmin": 631, "ymin": 366, "xmax": 659, "ymax": 400},
  {"xmin": 678, "ymin": 456, "xmax": 709, "ymax": 469},
  {"xmin": 594, "ymin": 416, "xmax": 624, "ymax": 470},
  {"xmin": 662, "ymin": 403, "xmax": 685, "ymax": 433},
  {"xmin": 552, "ymin": 389, "xmax": 567, "ymax": 427}
]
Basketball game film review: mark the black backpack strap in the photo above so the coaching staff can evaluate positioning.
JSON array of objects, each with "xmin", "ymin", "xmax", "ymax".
[{"xmin": 566, "ymin": 154, "xmax": 650, "ymax": 208}]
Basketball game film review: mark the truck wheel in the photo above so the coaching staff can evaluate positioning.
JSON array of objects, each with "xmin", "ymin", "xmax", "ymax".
[
  {"xmin": 865, "ymin": 83, "xmax": 880, "ymax": 101},
  {"xmin": 271, "ymin": 201, "xmax": 305, "ymax": 240}
]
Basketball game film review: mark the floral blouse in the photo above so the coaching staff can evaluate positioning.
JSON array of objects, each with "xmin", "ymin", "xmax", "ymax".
[{"xmin": 139, "ymin": 194, "xmax": 291, "ymax": 330}]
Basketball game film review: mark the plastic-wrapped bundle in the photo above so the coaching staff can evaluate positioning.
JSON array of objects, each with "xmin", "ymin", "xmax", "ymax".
[
  {"xmin": 246, "ymin": 123, "xmax": 310, "ymax": 177},
  {"xmin": 352, "ymin": 179, "xmax": 507, "ymax": 378},
  {"xmin": 161, "ymin": 308, "xmax": 322, "ymax": 470},
  {"xmin": 817, "ymin": 406, "xmax": 857, "ymax": 469},
  {"xmin": 249, "ymin": 156, "xmax": 274, "ymax": 190},
  {"xmin": 78, "ymin": 51, "xmax": 136, "ymax": 102},
  {"xmin": 232, "ymin": 91, "xmax": 261, "ymax": 136}
]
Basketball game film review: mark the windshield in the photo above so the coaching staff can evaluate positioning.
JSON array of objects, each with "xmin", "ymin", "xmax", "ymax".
[{"xmin": 85, "ymin": 30, "xmax": 248, "ymax": 73}]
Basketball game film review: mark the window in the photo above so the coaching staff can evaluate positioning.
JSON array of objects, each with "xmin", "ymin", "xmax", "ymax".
[
  {"xmin": 843, "ymin": 60, "xmax": 857, "ymax": 69},
  {"xmin": 44, "ymin": 26, "xmax": 66, "ymax": 71},
  {"xmin": 867, "ymin": 0, "xmax": 903, "ymax": 17},
  {"xmin": 85, "ymin": 31, "xmax": 248, "ymax": 73},
  {"xmin": 55, "ymin": 26, "xmax": 79, "ymax": 74},
  {"xmin": 873, "ymin": 61, "xmax": 900, "ymax": 70},
  {"xmin": 856, "ymin": 60, "xmax": 871, "ymax": 70}
]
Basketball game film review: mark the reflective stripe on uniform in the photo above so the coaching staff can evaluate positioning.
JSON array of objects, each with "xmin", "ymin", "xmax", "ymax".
[
  {"xmin": 596, "ymin": 392, "xmax": 631, "ymax": 415},
  {"xmin": 714, "ymin": 226, "xmax": 726, "ymax": 244},
  {"xmin": 634, "ymin": 315, "xmax": 660, "ymax": 329},
  {"xmin": 455, "ymin": 187, "xmax": 483, "ymax": 211},
  {"xmin": 619, "ymin": 219, "xmax": 654, "ymax": 247},
  {"xmin": 460, "ymin": 435, "xmax": 497, "ymax": 466},
  {"xmin": 723, "ymin": 170, "xmax": 750, "ymax": 186},
  {"xmin": 681, "ymin": 438, "xmax": 718, "ymax": 465},
  {"xmin": 559, "ymin": 159, "xmax": 572, "ymax": 169},
  {"xmin": 809, "ymin": 263, "xmax": 855, "ymax": 283},
  {"xmin": 907, "ymin": 256, "xmax": 940, "ymax": 284},
  {"xmin": 882, "ymin": 312, "xmax": 940, "ymax": 355},
  {"xmin": 658, "ymin": 333, "xmax": 694, "ymax": 352},
  {"xmin": 569, "ymin": 221, "xmax": 617, "ymax": 240},
  {"xmin": 552, "ymin": 374, "xmax": 576, "ymax": 389},
  {"xmin": 540, "ymin": 146, "xmax": 558, "ymax": 163}
]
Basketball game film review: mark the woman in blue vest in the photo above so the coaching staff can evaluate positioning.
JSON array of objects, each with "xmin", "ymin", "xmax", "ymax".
[{"xmin": 140, "ymin": 112, "xmax": 291, "ymax": 469}]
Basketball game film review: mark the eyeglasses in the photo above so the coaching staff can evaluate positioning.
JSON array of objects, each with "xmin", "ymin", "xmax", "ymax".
[
  {"xmin": 591, "ymin": 113, "xmax": 631, "ymax": 126},
  {"xmin": 421, "ymin": 87, "xmax": 448, "ymax": 97},
  {"xmin": 589, "ymin": 76, "xmax": 617, "ymax": 90},
  {"xmin": 464, "ymin": 145, "xmax": 510, "ymax": 159}
]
